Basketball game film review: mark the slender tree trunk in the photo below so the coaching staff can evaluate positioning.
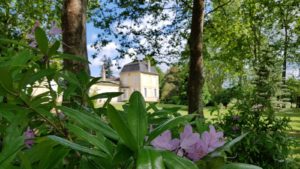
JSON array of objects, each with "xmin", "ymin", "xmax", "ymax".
[
  {"xmin": 282, "ymin": 17, "xmax": 288, "ymax": 84},
  {"xmin": 62, "ymin": 0, "xmax": 90, "ymax": 74},
  {"xmin": 296, "ymin": 96, "xmax": 300, "ymax": 108},
  {"xmin": 188, "ymin": 0, "xmax": 205, "ymax": 116}
]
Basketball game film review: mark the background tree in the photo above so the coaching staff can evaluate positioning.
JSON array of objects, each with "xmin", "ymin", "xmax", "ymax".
[
  {"xmin": 187, "ymin": 0, "xmax": 205, "ymax": 115},
  {"xmin": 102, "ymin": 55, "xmax": 113, "ymax": 78}
]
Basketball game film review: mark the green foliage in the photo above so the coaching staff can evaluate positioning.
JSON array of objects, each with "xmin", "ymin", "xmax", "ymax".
[
  {"xmin": 286, "ymin": 78, "xmax": 300, "ymax": 107},
  {"xmin": 212, "ymin": 86, "xmax": 241, "ymax": 107},
  {"xmin": 213, "ymin": 41, "xmax": 297, "ymax": 168},
  {"xmin": 215, "ymin": 94, "xmax": 296, "ymax": 169}
]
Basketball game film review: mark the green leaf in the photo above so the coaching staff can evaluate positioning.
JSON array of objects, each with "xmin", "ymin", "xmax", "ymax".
[
  {"xmin": 87, "ymin": 77, "xmax": 101, "ymax": 89},
  {"xmin": 137, "ymin": 148, "xmax": 165, "ymax": 169},
  {"xmin": 59, "ymin": 106, "xmax": 118, "ymax": 140},
  {"xmin": 147, "ymin": 102, "xmax": 159, "ymax": 112},
  {"xmin": 24, "ymin": 69, "xmax": 56, "ymax": 86},
  {"xmin": 112, "ymin": 144, "xmax": 133, "ymax": 167},
  {"xmin": 127, "ymin": 91, "xmax": 148, "ymax": 149},
  {"xmin": 25, "ymin": 138, "xmax": 57, "ymax": 163},
  {"xmin": 222, "ymin": 132, "xmax": 248, "ymax": 153},
  {"xmin": 48, "ymin": 135, "xmax": 107, "ymax": 158},
  {"xmin": 147, "ymin": 115, "xmax": 195, "ymax": 142},
  {"xmin": 162, "ymin": 151, "xmax": 198, "ymax": 169},
  {"xmin": 48, "ymin": 41, "xmax": 60, "ymax": 56},
  {"xmin": 90, "ymin": 92, "xmax": 123, "ymax": 100},
  {"xmin": 60, "ymin": 71, "xmax": 81, "ymax": 88},
  {"xmin": 0, "ymin": 38, "xmax": 39, "ymax": 51},
  {"xmin": 0, "ymin": 136, "xmax": 24, "ymax": 169},
  {"xmin": 38, "ymin": 146, "xmax": 69, "ymax": 169},
  {"xmin": 10, "ymin": 50, "xmax": 33, "ymax": 67},
  {"xmin": 35, "ymin": 27, "xmax": 49, "ymax": 54},
  {"xmin": 18, "ymin": 153, "xmax": 32, "ymax": 169},
  {"xmin": 0, "ymin": 67, "xmax": 16, "ymax": 95},
  {"xmin": 205, "ymin": 156, "xmax": 225, "ymax": 169},
  {"xmin": 67, "ymin": 123, "xmax": 113, "ymax": 156},
  {"xmin": 221, "ymin": 163, "xmax": 262, "ymax": 169},
  {"xmin": 107, "ymin": 104, "xmax": 137, "ymax": 151}
]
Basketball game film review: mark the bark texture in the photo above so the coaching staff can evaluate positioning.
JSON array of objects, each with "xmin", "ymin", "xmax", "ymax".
[
  {"xmin": 188, "ymin": 0, "xmax": 205, "ymax": 116},
  {"xmin": 62, "ymin": 0, "xmax": 90, "ymax": 74}
]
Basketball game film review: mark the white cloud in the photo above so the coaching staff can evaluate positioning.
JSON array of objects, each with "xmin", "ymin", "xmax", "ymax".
[
  {"xmin": 87, "ymin": 44, "xmax": 96, "ymax": 54},
  {"xmin": 88, "ymin": 42, "xmax": 135, "ymax": 77},
  {"xmin": 111, "ymin": 55, "xmax": 133, "ymax": 76},
  {"xmin": 91, "ymin": 33, "xmax": 98, "ymax": 41}
]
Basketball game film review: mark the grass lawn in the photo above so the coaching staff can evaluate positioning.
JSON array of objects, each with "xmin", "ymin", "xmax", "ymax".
[
  {"xmin": 110, "ymin": 102, "xmax": 300, "ymax": 164},
  {"xmin": 277, "ymin": 108, "xmax": 300, "ymax": 164}
]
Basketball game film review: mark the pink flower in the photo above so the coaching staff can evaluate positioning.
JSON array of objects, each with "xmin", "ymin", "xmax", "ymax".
[
  {"xmin": 186, "ymin": 139, "xmax": 209, "ymax": 161},
  {"xmin": 49, "ymin": 22, "xmax": 62, "ymax": 36},
  {"xmin": 29, "ymin": 41, "xmax": 37, "ymax": 48},
  {"xmin": 24, "ymin": 127, "xmax": 35, "ymax": 148},
  {"xmin": 180, "ymin": 125, "xmax": 200, "ymax": 150},
  {"xmin": 177, "ymin": 125, "xmax": 200, "ymax": 156},
  {"xmin": 150, "ymin": 124, "xmax": 225, "ymax": 162},
  {"xmin": 151, "ymin": 130, "xmax": 179, "ymax": 151},
  {"xmin": 201, "ymin": 125, "xmax": 225, "ymax": 153}
]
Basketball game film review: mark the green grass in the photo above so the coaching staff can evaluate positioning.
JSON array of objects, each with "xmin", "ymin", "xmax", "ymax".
[{"xmin": 277, "ymin": 108, "xmax": 300, "ymax": 164}]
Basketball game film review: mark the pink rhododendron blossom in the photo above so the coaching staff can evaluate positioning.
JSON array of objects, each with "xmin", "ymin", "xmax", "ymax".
[
  {"xmin": 24, "ymin": 127, "xmax": 35, "ymax": 148},
  {"xmin": 201, "ymin": 125, "xmax": 225, "ymax": 153},
  {"xmin": 29, "ymin": 41, "xmax": 37, "ymax": 48},
  {"xmin": 186, "ymin": 139, "xmax": 209, "ymax": 161},
  {"xmin": 151, "ymin": 124, "xmax": 225, "ymax": 161},
  {"xmin": 180, "ymin": 125, "xmax": 200, "ymax": 150},
  {"xmin": 49, "ymin": 21, "xmax": 62, "ymax": 36},
  {"xmin": 176, "ymin": 125, "xmax": 200, "ymax": 157},
  {"xmin": 151, "ymin": 130, "xmax": 179, "ymax": 151}
]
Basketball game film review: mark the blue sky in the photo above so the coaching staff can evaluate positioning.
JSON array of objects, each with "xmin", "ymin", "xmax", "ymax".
[
  {"xmin": 86, "ymin": 23, "xmax": 134, "ymax": 77},
  {"xmin": 86, "ymin": 23, "xmax": 101, "ymax": 77}
]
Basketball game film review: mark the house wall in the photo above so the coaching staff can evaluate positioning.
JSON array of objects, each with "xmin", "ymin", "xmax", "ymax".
[
  {"xmin": 90, "ymin": 84, "xmax": 120, "ymax": 105},
  {"xmin": 119, "ymin": 72, "xmax": 141, "ymax": 101},
  {"xmin": 140, "ymin": 73, "xmax": 159, "ymax": 102},
  {"xmin": 32, "ymin": 81, "xmax": 63, "ymax": 104}
]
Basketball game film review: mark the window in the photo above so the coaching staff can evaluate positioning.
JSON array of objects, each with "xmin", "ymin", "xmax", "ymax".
[
  {"xmin": 144, "ymin": 88, "xmax": 147, "ymax": 97},
  {"xmin": 154, "ymin": 88, "xmax": 157, "ymax": 98}
]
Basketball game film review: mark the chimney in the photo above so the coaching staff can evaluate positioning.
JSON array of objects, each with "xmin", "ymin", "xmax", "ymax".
[
  {"xmin": 101, "ymin": 65, "xmax": 106, "ymax": 81},
  {"xmin": 147, "ymin": 59, "xmax": 151, "ymax": 72}
]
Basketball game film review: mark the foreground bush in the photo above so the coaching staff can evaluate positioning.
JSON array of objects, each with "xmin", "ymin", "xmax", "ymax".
[{"xmin": 0, "ymin": 28, "xmax": 262, "ymax": 168}]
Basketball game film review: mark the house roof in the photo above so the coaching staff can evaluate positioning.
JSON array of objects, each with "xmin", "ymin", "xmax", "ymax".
[
  {"xmin": 96, "ymin": 80, "xmax": 119, "ymax": 86},
  {"xmin": 121, "ymin": 61, "xmax": 158, "ymax": 75}
]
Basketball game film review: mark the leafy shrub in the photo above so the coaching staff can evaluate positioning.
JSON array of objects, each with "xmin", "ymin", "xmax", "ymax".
[
  {"xmin": 286, "ymin": 78, "xmax": 300, "ymax": 108},
  {"xmin": 214, "ymin": 93, "xmax": 297, "ymax": 169},
  {"xmin": 211, "ymin": 86, "xmax": 242, "ymax": 107}
]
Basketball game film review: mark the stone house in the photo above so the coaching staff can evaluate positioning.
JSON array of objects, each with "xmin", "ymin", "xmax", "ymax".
[{"xmin": 90, "ymin": 60, "xmax": 159, "ymax": 103}]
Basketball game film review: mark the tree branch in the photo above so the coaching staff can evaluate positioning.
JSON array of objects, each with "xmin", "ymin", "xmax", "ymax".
[{"xmin": 205, "ymin": 0, "xmax": 233, "ymax": 16}]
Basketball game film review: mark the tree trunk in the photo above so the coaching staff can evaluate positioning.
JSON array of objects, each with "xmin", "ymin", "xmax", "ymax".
[
  {"xmin": 282, "ymin": 17, "xmax": 288, "ymax": 84},
  {"xmin": 62, "ymin": 0, "xmax": 90, "ymax": 74},
  {"xmin": 296, "ymin": 96, "xmax": 300, "ymax": 108},
  {"xmin": 188, "ymin": 0, "xmax": 205, "ymax": 116}
]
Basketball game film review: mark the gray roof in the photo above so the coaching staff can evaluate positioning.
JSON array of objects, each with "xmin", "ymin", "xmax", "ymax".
[{"xmin": 121, "ymin": 61, "xmax": 158, "ymax": 75}]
